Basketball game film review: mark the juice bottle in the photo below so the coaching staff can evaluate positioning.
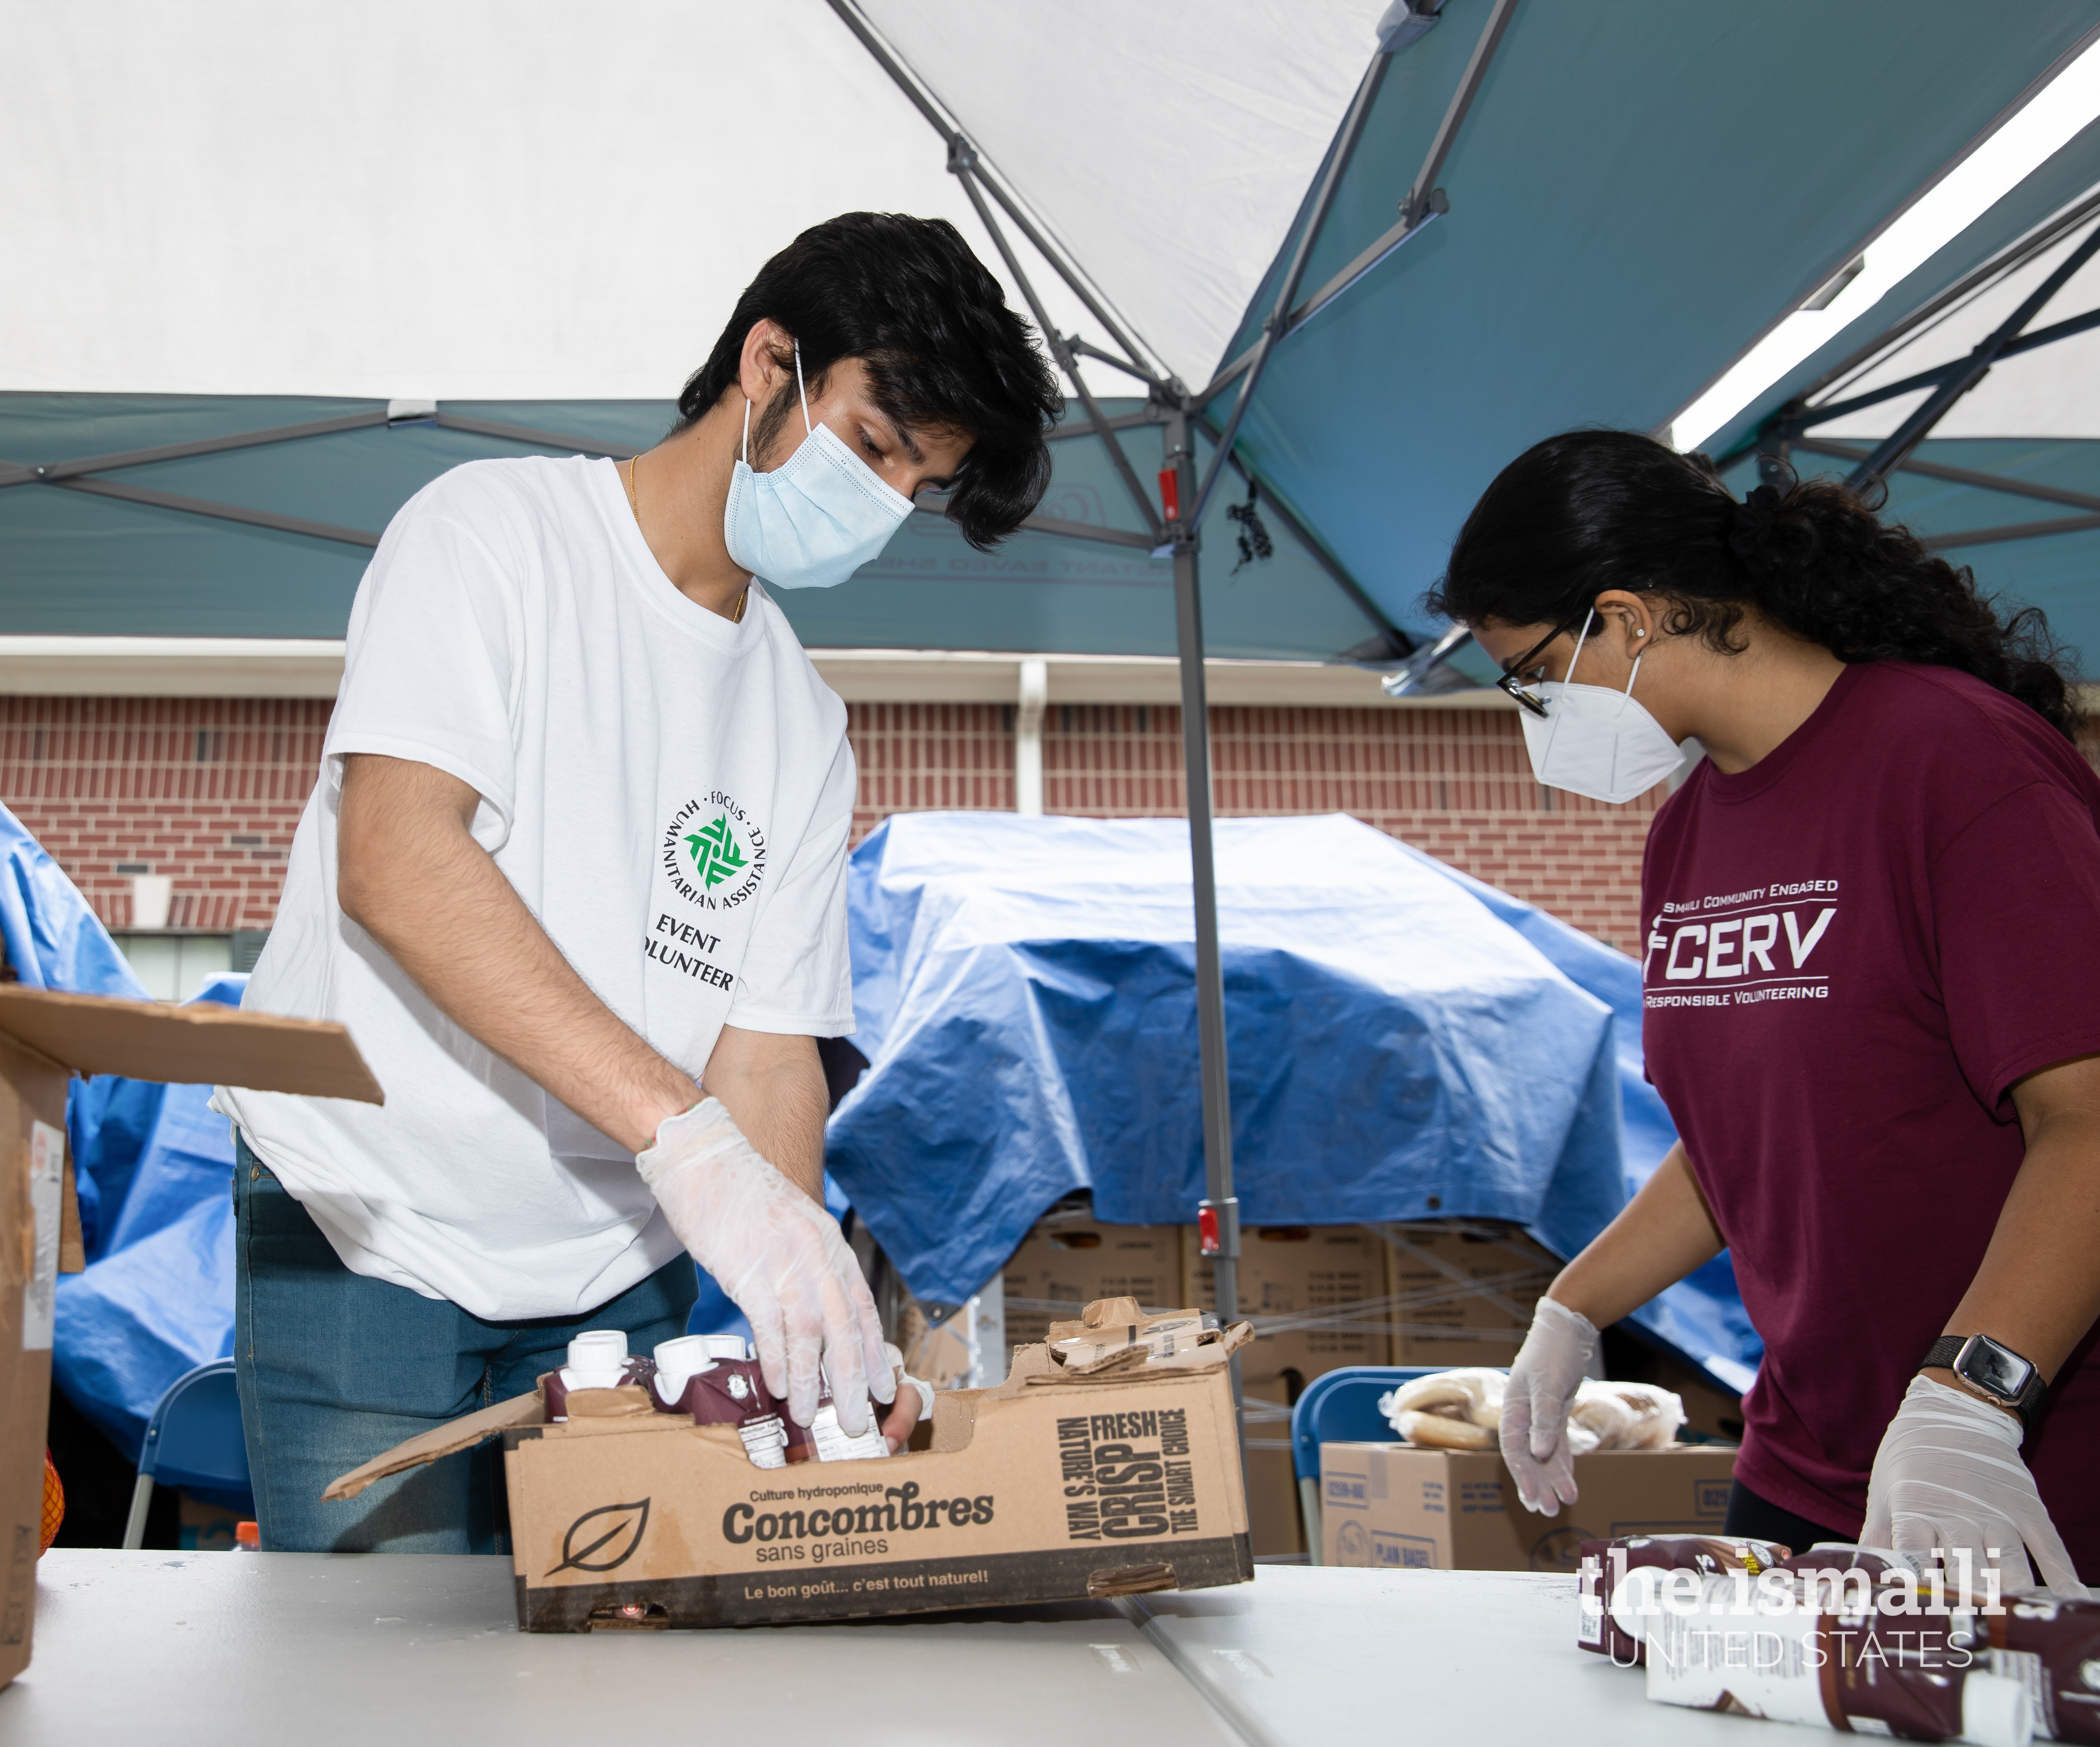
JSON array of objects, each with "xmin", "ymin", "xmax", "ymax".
[
  {"xmin": 543, "ymin": 1328, "xmax": 634, "ymax": 1423},
  {"xmin": 655, "ymin": 1333, "xmax": 788, "ymax": 1468},
  {"xmin": 782, "ymin": 1369, "xmax": 891, "ymax": 1465}
]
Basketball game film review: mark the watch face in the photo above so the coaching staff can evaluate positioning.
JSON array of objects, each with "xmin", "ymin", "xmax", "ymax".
[{"xmin": 1957, "ymin": 1335, "xmax": 2036, "ymax": 1402}]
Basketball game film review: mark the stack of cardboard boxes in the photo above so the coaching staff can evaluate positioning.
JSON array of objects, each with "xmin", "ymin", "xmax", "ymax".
[{"xmin": 997, "ymin": 1206, "xmax": 1566, "ymax": 1556}]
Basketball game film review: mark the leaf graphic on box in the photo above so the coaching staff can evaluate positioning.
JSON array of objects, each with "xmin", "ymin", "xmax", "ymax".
[{"xmin": 547, "ymin": 1498, "xmax": 651, "ymax": 1576}]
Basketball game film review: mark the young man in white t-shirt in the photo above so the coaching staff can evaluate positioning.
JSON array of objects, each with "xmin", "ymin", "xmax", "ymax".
[{"xmin": 215, "ymin": 213, "xmax": 1061, "ymax": 1551}]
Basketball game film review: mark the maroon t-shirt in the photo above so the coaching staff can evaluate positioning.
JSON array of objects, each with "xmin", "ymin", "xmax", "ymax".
[{"xmin": 1642, "ymin": 660, "xmax": 2100, "ymax": 1577}]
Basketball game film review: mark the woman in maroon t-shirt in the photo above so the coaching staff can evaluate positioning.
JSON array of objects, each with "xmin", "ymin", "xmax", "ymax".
[{"xmin": 1429, "ymin": 430, "xmax": 2100, "ymax": 1593}]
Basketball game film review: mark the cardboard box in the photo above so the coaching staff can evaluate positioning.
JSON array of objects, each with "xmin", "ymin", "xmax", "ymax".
[
  {"xmin": 1319, "ymin": 1442, "xmax": 1737, "ymax": 1573},
  {"xmin": 1001, "ymin": 1217, "xmax": 1185, "ymax": 1350},
  {"xmin": 327, "ymin": 1299, "xmax": 1255, "ymax": 1630},
  {"xmin": 1381, "ymin": 1220, "xmax": 1558, "ymax": 1368},
  {"xmin": 1, "ymin": 985, "xmax": 381, "ymax": 1687},
  {"xmin": 1181, "ymin": 1224, "xmax": 1391, "ymax": 1393}
]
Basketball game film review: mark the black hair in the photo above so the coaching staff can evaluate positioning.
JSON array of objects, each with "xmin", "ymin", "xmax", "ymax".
[
  {"xmin": 1426, "ymin": 428, "xmax": 2083, "ymax": 739},
  {"xmin": 676, "ymin": 211, "xmax": 1062, "ymax": 550}
]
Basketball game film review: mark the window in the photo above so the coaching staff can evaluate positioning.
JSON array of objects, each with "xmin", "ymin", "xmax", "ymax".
[{"xmin": 112, "ymin": 933, "xmax": 234, "ymax": 1003}]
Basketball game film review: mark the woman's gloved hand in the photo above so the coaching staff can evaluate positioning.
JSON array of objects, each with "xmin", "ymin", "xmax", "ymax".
[
  {"xmin": 1862, "ymin": 1375, "xmax": 2091, "ymax": 1599},
  {"xmin": 1498, "ymin": 1296, "xmax": 1599, "ymax": 1514},
  {"xmin": 636, "ymin": 1099, "xmax": 893, "ymax": 1436}
]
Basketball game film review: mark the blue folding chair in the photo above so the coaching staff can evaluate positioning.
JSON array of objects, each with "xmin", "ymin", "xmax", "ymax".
[
  {"xmin": 122, "ymin": 1359, "xmax": 254, "ymax": 1549},
  {"xmin": 1291, "ymin": 1366, "xmax": 1439, "ymax": 1564}
]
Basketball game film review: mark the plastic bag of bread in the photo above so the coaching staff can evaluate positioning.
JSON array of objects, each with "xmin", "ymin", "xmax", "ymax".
[
  {"xmin": 1379, "ymin": 1370, "xmax": 1684, "ymax": 1454},
  {"xmin": 1378, "ymin": 1368, "xmax": 1505, "ymax": 1449},
  {"xmin": 1566, "ymin": 1380, "xmax": 1686, "ymax": 1454}
]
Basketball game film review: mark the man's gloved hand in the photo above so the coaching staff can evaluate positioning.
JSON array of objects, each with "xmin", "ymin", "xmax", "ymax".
[
  {"xmin": 1862, "ymin": 1375, "xmax": 2090, "ymax": 1598},
  {"xmin": 1498, "ymin": 1296, "xmax": 1598, "ymax": 1514},
  {"xmin": 879, "ymin": 1341, "xmax": 934, "ymax": 1455},
  {"xmin": 636, "ymin": 1099, "xmax": 893, "ymax": 1436}
]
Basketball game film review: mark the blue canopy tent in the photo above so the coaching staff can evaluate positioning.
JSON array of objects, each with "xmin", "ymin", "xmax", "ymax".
[
  {"xmin": 1187, "ymin": 1, "xmax": 2100, "ymax": 686},
  {"xmin": 0, "ymin": 394, "xmax": 1396, "ymax": 664}
]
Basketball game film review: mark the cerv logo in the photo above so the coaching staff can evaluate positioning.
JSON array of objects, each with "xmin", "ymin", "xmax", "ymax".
[
  {"xmin": 660, "ymin": 791, "xmax": 767, "ymax": 911},
  {"xmin": 1643, "ymin": 879, "xmax": 1839, "ymax": 1008},
  {"xmin": 547, "ymin": 1498, "xmax": 651, "ymax": 1577}
]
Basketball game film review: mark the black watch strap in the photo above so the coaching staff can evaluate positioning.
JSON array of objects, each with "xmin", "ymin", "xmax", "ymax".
[{"xmin": 1920, "ymin": 1335, "xmax": 2045, "ymax": 1435}]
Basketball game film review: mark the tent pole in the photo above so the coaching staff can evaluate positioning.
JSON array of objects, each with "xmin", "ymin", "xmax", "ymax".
[
  {"xmin": 1166, "ymin": 403, "xmax": 1244, "ymax": 1454},
  {"xmin": 1798, "ymin": 437, "xmax": 2100, "ymax": 516},
  {"xmin": 1847, "ymin": 215, "xmax": 2100, "ymax": 492}
]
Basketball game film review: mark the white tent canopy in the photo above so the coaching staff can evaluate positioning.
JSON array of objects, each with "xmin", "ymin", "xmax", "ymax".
[{"xmin": 0, "ymin": 0, "xmax": 1381, "ymax": 399}]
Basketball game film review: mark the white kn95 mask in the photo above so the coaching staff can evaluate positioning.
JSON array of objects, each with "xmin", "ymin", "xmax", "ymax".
[{"xmin": 1518, "ymin": 612, "xmax": 1686, "ymax": 804}]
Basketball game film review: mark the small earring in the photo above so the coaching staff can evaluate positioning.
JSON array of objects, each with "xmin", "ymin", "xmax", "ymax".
[{"xmin": 1637, "ymin": 629, "xmax": 1646, "ymax": 636}]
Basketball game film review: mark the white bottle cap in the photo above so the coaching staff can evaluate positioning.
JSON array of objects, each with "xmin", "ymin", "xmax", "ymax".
[
  {"xmin": 1960, "ymin": 1672, "xmax": 2034, "ymax": 1747},
  {"xmin": 698, "ymin": 1334, "xmax": 751, "ymax": 1361},
  {"xmin": 568, "ymin": 1329, "xmax": 627, "ymax": 1380},
  {"xmin": 652, "ymin": 1335, "xmax": 715, "ymax": 1391}
]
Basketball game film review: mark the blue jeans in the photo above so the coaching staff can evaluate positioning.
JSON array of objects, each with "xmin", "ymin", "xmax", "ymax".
[{"xmin": 232, "ymin": 1134, "xmax": 696, "ymax": 1554}]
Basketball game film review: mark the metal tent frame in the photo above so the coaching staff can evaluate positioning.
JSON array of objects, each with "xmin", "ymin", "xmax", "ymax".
[
  {"xmin": 824, "ymin": 0, "xmax": 1513, "ymax": 1359},
  {"xmin": 1737, "ymin": 192, "xmax": 2100, "ymax": 549}
]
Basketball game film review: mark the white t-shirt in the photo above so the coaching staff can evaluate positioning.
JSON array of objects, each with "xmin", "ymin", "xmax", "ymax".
[{"xmin": 216, "ymin": 456, "xmax": 856, "ymax": 1321}]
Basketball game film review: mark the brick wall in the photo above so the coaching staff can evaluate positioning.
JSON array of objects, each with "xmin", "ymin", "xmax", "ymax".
[
  {"xmin": 0, "ymin": 699, "xmax": 329, "ymax": 931},
  {"xmin": 0, "ymin": 695, "xmax": 1662, "ymax": 953}
]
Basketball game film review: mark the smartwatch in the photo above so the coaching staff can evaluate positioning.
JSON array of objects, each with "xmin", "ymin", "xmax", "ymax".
[{"xmin": 1920, "ymin": 1334, "xmax": 2046, "ymax": 1436}]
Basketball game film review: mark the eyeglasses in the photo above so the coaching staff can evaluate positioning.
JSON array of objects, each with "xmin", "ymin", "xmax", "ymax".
[{"xmin": 1495, "ymin": 615, "xmax": 1588, "ymax": 718}]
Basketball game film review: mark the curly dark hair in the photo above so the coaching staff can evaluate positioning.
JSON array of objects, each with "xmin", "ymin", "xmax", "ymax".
[
  {"xmin": 676, "ymin": 212, "xmax": 1062, "ymax": 551},
  {"xmin": 1426, "ymin": 428, "xmax": 2083, "ymax": 739}
]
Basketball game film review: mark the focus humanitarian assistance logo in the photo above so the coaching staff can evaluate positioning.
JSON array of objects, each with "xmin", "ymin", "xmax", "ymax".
[
  {"xmin": 660, "ymin": 790, "xmax": 766, "ymax": 912},
  {"xmin": 684, "ymin": 814, "xmax": 747, "ymax": 889}
]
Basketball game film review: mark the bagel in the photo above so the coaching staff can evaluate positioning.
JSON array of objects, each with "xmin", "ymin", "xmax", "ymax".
[{"xmin": 1393, "ymin": 1409, "xmax": 1497, "ymax": 1450}]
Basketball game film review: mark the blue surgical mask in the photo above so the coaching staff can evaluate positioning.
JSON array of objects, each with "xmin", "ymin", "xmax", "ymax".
[{"xmin": 722, "ymin": 342, "xmax": 914, "ymax": 589}]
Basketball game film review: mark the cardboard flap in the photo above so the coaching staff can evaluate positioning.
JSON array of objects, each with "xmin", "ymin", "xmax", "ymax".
[
  {"xmin": 1044, "ymin": 1303, "xmax": 1232, "ymax": 1374},
  {"xmin": 323, "ymin": 1390, "xmax": 542, "ymax": 1500},
  {"xmin": 0, "ymin": 985, "xmax": 383, "ymax": 1102},
  {"xmin": 1024, "ymin": 1338, "xmax": 1252, "ymax": 1387},
  {"xmin": 1024, "ymin": 1296, "xmax": 1255, "ymax": 1387},
  {"xmin": 1045, "ymin": 1299, "xmax": 1201, "ymax": 1345},
  {"xmin": 559, "ymin": 1385, "xmax": 660, "ymax": 1429}
]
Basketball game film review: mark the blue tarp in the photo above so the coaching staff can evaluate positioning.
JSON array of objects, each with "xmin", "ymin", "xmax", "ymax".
[
  {"xmin": 0, "ymin": 800, "xmax": 146, "ymax": 1005},
  {"xmin": 825, "ymin": 811, "xmax": 1759, "ymax": 1386},
  {"xmin": 0, "ymin": 798, "xmax": 245, "ymax": 1457}
]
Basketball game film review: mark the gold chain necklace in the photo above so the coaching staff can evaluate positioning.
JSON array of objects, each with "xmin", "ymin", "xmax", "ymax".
[{"xmin": 624, "ymin": 454, "xmax": 745, "ymax": 625}]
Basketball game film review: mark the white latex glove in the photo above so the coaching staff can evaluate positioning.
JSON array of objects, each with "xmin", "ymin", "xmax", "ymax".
[
  {"xmin": 636, "ymin": 1099, "xmax": 893, "ymax": 1435},
  {"xmin": 1498, "ymin": 1297, "xmax": 1598, "ymax": 1514},
  {"xmin": 1861, "ymin": 1375, "xmax": 2090, "ymax": 1599}
]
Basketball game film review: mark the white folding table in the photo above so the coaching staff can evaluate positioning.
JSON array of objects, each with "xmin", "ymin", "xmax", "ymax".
[{"xmin": 5, "ymin": 1551, "xmax": 1771, "ymax": 1746}]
